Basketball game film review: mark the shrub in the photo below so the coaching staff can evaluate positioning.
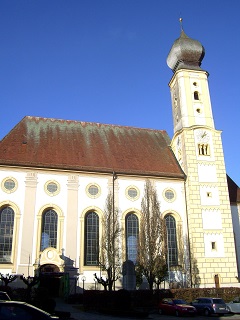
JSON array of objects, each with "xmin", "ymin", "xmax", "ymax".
[{"xmin": 81, "ymin": 287, "xmax": 240, "ymax": 314}]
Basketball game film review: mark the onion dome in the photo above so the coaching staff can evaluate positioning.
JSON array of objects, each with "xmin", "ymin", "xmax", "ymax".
[{"xmin": 167, "ymin": 30, "xmax": 205, "ymax": 73}]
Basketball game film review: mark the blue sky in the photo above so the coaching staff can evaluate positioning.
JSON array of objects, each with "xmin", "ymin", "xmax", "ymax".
[{"xmin": 0, "ymin": 1, "xmax": 239, "ymax": 185}]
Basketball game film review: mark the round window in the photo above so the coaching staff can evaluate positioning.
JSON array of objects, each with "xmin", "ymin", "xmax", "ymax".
[
  {"xmin": 4, "ymin": 179, "xmax": 16, "ymax": 190},
  {"xmin": 47, "ymin": 182, "xmax": 58, "ymax": 193},
  {"xmin": 88, "ymin": 185, "xmax": 99, "ymax": 196},
  {"xmin": 2, "ymin": 177, "xmax": 17, "ymax": 193},
  {"xmin": 45, "ymin": 181, "xmax": 60, "ymax": 196},
  {"xmin": 86, "ymin": 184, "xmax": 101, "ymax": 198},
  {"xmin": 126, "ymin": 186, "xmax": 139, "ymax": 201},
  {"xmin": 164, "ymin": 189, "xmax": 175, "ymax": 202},
  {"xmin": 128, "ymin": 188, "xmax": 138, "ymax": 199}
]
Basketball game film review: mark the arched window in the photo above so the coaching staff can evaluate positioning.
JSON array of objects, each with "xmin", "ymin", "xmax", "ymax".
[
  {"xmin": 126, "ymin": 213, "xmax": 139, "ymax": 264},
  {"xmin": 84, "ymin": 212, "xmax": 99, "ymax": 266},
  {"xmin": 194, "ymin": 91, "xmax": 199, "ymax": 100},
  {"xmin": 0, "ymin": 206, "xmax": 14, "ymax": 263},
  {"xmin": 40, "ymin": 209, "xmax": 58, "ymax": 251},
  {"xmin": 198, "ymin": 144, "xmax": 210, "ymax": 156},
  {"xmin": 165, "ymin": 215, "xmax": 178, "ymax": 266}
]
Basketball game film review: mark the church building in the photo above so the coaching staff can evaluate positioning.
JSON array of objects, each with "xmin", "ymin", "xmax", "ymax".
[{"xmin": 0, "ymin": 28, "xmax": 239, "ymax": 293}]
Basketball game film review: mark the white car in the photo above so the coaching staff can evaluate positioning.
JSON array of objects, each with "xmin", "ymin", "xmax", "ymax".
[{"xmin": 227, "ymin": 299, "xmax": 240, "ymax": 314}]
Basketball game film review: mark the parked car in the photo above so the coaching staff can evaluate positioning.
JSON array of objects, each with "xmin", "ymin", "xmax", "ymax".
[
  {"xmin": 158, "ymin": 298, "xmax": 197, "ymax": 316},
  {"xmin": 191, "ymin": 297, "xmax": 229, "ymax": 316},
  {"xmin": 0, "ymin": 292, "xmax": 11, "ymax": 301},
  {"xmin": 226, "ymin": 298, "xmax": 240, "ymax": 314},
  {"xmin": 0, "ymin": 301, "xmax": 59, "ymax": 319}
]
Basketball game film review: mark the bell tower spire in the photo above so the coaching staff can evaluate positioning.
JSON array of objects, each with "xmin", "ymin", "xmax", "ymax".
[
  {"xmin": 167, "ymin": 26, "xmax": 238, "ymax": 287},
  {"xmin": 167, "ymin": 26, "xmax": 214, "ymax": 134}
]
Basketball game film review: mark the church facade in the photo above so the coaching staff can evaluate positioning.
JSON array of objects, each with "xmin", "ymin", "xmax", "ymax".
[{"xmin": 0, "ymin": 29, "xmax": 239, "ymax": 292}]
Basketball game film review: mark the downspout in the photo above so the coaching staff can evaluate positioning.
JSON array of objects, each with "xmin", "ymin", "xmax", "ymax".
[
  {"xmin": 184, "ymin": 180, "xmax": 192, "ymax": 287},
  {"xmin": 112, "ymin": 171, "xmax": 117, "ymax": 290}
]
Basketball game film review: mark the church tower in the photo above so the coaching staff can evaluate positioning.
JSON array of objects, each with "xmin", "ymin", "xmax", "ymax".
[{"xmin": 167, "ymin": 25, "xmax": 238, "ymax": 287}]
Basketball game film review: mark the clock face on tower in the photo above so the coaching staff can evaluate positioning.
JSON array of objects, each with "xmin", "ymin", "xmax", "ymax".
[{"xmin": 196, "ymin": 129, "xmax": 210, "ymax": 143}]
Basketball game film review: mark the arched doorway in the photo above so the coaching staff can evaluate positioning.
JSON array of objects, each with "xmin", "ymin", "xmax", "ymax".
[
  {"xmin": 39, "ymin": 264, "xmax": 63, "ymax": 297},
  {"xmin": 40, "ymin": 264, "xmax": 60, "ymax": 273}
]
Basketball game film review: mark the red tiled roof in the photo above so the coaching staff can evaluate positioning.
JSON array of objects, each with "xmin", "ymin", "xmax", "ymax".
[{"xmin": 0, "ymin": 116, "xmax": 185, "ymax": 178}]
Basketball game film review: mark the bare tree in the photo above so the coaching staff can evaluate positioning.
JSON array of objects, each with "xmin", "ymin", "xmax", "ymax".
[
  {"xmin": 154, "ymin": 260, "xmax": 168, "ymax": 289},
  {"xmin": 0, "ymin": 273, "xmax": 17, "ymax": 286},
  {"xmin": 94, "ymin": 192, "xmax": 122, "ymax": 291},
  {"xmin": 172, "ymin": 226, "xmax": 189, "ymax": 288},
  {"xmin": 177, "ymin": 231, "xmax": 201, "ymax": 288},
  {"xmin": 191, "ymin": 253, "xmax": 201, "ymax": 288},
  {"xmin": 137, "ymin": 180, "xmax": 167, "ymax": 290},
  {"xmin": 20, "ymin": 275, "xmax": 40, "ymax": 302}
]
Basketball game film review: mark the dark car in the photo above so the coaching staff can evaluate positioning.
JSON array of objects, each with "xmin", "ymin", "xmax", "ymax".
[
  {"xmin": 0, "ymin": 300, "xmax": 59, "ymax": 319},
  {"xmin": 191, "ymin": 297, "xmax": 229, "ymax": 316},
  {"xmin": 158, "ymin": 298, "xmax": 197, "ymax": 317},
  {"xmin": 0, "ymin": 291, "xmax": 11, "ymax": 301}
]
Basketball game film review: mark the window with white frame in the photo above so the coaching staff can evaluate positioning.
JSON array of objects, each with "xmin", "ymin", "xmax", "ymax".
[
  {"xmin": 40, "ymin": 209, "xmax": 58, "ymax": 251},
  {"xmin": 125, "ymin": 213, "xmax": 139, "ymax": 264},
  {"xmin": 0, "ymin": 206, "xmax": 14, "ymax": 263},
  {"xmin": 84, "ymin": 212, "xmax": 99, "ymax": 265}
]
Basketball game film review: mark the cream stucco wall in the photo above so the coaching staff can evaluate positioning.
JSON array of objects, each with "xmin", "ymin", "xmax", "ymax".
[
  {"xmin": 169, "ymin": 68, "xmax": 239, "ymax": 287},
  {"xmin": 0, "ymin": 167, "xmax": 188, "ymax": 289}
]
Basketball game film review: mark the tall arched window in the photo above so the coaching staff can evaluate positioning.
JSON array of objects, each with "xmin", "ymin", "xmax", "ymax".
[
  {"xmin": 126, "ymin": 213, "xmax": 139, "ymax": 264},
  {"xmin": 40, "ymin": 209, "xmax": 58, "ymax": 251},
  {"xmin": 0, "ymin": 206, "xmax": 14, "ymax": 263},
  {"xmin": 165, "ymin": 215, "xmax": 178, "ymax": 266},
  {"xmin": 84, "ymin": 212, "xmax": 99, "ymax": 266}
]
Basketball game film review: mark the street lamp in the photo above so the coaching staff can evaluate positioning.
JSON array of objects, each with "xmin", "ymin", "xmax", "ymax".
[
  {"xmin": 81, "ymin": 276, "xmax": 86, "ymax": 291},
  {"xmin": 73, "ymin": 274, "xmax": 79, "ymax": 294},
  {"xmin": 93, "ymin": 277, "xmax": 97, "ymax": 290}
]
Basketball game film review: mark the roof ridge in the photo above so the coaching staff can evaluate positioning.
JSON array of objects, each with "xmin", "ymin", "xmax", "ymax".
[{"xmin": 25, "ymin": 115, "xmax": 166, "ymax": 133}]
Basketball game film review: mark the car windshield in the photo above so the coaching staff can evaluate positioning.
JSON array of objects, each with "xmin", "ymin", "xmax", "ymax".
[
  {"xmin": 213, "ymin": 299, "xmax": 225, "ymax": 304},
  {"xmin": 174, "ymin": 299, "xmax": 187, "ymax": 304}
]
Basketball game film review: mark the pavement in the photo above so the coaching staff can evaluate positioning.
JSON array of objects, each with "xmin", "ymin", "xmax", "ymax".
[
  {"xmin": 54, "ymin": 298, "xmax": 139, "ymax": 320},
  {"xmin": 54, "ymin": 298, "xmax": 240, "ymax": 320},
  {"xmin": 54, "ymin": 298, "xmax": 158, "ymax": 320},
  {"xmin": 54, "ymin": 298, "xmax": 89, "ymax": 319}
]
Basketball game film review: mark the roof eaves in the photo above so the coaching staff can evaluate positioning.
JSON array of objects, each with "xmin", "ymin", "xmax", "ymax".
[{"xmin": 0, "ymin": 162, "xmax": 186, "ymax": 180}]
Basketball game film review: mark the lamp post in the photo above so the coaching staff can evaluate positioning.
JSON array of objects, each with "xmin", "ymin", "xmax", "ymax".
[
  {"xmin": 74, "ymin": 275, "xmax": 79, "ymax": 294},
  {"xmin": 81, "ymin": 276, "xmax": 86, "ymax": 291},
  {"xmin": 93, "ymin": 277, "xmax": 97, "ymax": 290}
]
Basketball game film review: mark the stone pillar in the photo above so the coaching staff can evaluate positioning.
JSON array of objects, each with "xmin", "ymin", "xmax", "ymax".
[
  {"xmin": 19, "ymin": 172, "xmax": 38, "ymax": 275},
  {"xmin": 65, "ymin": 175, "xmax": 79, "ymax": 266}
]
